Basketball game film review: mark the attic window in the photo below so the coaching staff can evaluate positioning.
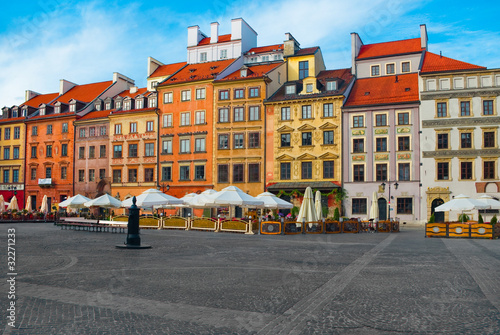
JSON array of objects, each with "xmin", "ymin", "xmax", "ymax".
[
  {"xmin": 210, "ymin": 66, "xmax": 218, "ymax": 70},
  {"xmin": 69, "ymin": 104, "xmax": 76, "ymax": 112},
  {"xmin": 190, "ymin": 75, "xmax": 197, "ymax": 79},
  {"xmin": 286, "ymin": 85, "xmax": 296, "ymax": 95},
  {"xmin": 40, "ymin": 107, "xmax": 46, "ymax": 115},
  {"xmin": 189, "ymin": 68, "xmax": 196, "ymax": 73},
  {"xmin": 55, "ymin": 106, "xmax": 60, "ymax": 114},
  {"xmin": 22, "ymin": 108, "xmax": 27, "ymax": 117},
  {"xmin": 326, "ymin": 81, "xmax": 337, "ymax": 91},
  {"xmin": 405, "ymin": 87, "xmax": 411, "ymax": 92},
  {"xmin": 364, "ymin": 92, "xmax": 370, "ymax": 96}
]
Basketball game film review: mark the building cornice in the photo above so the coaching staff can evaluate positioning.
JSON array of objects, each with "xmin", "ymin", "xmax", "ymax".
[
  {"xmin": 423, "ymin": 149, "xmax": 500, "ymax": 158},
  {"xmin": 422, "ymin": 116, "xmax": 500, "ymax": 128}
]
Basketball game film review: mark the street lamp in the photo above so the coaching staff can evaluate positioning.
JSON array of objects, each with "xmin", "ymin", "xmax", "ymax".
[
  {"xmin": 157, "ymin": 182, "xmax": 170, "ymax": 193},
  {"xmin": 380, "ymin": 181, "xmax": 398, "ymax": 221},
  {"xmin": 8, "ymin": 186, "xmax": 17, "ymax": 200}
]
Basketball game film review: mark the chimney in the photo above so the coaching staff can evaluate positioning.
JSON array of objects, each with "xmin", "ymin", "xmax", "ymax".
[
  {"xmin": 351, "ymin": 32, "xmax": 363, "ymax": 76},
  {"xmin": 420, "ymin": 24, "xmax": 428, "ymax": 50},
  {"xmin": 283, "ymin": 33, "xmax": 300, "ymax": 57},
  {"xmin": 130, "ymin": 86, "xmax": 138, "ymax": 94},
  {"xmin": 210, "ymin": 22, "xmax": 219, "ymax": 44},
  {"xmin": 24, "ymin": 90, "xmax": 40, "ymax": 102},
  {"xmin": 188, "ymin": 25, "xmax": 204, "ymax": 47},
  {"xmin": 59, "ymin": 79, "xmax": 77, "ymax": 95}
]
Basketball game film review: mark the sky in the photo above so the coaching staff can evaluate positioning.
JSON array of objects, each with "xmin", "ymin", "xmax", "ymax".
[{"xmin": 1, "ymin": 0, "xmax": 499, "ymax": 107}]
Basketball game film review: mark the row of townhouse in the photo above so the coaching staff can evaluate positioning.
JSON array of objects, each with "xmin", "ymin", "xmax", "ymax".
[{"xmin": 0, "ymin": 18, "xmax": 498, "ymax": 223}]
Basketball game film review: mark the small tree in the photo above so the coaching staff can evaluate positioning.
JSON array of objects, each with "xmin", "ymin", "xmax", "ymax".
[
  {"xmin": 333, "ymin": 207, "xmax": 340, "ymax": 221},
  {"xmin": 291, "ymin": 206, "xmax": 299, "ymax": 219},
  {"xmin": 478, "ymin": 213, "xmax": 484, "ymax": 224},
  {"xmin": 458, "ymin": 213, "xmax": 470, "ymax": 222},
  {"xmin": 428, "ymin": 213, "xmax": 435, "ymax": 223},
  {"xmin": 491, "ymin": 215, "xmax": 497, "ymax": 225}
]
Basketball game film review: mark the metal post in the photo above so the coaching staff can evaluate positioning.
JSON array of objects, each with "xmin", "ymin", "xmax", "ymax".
[
  {"xmin": 116, "ymin": 196, "xmax": 151, "ymax": 249},
  {"xmin": 302, "ymin": 218, "xmax": 306, "ymax": 234}
]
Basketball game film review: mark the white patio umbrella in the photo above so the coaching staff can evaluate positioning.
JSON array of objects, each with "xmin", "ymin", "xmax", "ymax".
[
  {"xmin": 255, "ymin": 192, "xmax": 293, "ymax": 209},
  {"xmin": 296, "ymin": 187, "xmax": 318, "ymax": 226},
  {"xmin": 477, "ymin": 195, "xmax": 500, "ymax": 209},
  {"xmin": 0, "ymin": 195, "xmax": 6, "ymax": 212},
  {"xmin": 25, "ymin": 196, "xmax": 32, "ymax": 212},
  {"xmin": 190, "ymin": 189, "xmax": 218, "ymax": 208},
  {"xmin": 205, "ymin": 186, "xmax": 263, "ymax": 207},
  {"xmin": 315, "ymin": 190, "xmax": 323, "ymax": 221},
  {"xmin": 434, "ymin": 194, "xmax": 490, "ymax": 222},
  {"xmin": 121, "ymin": 189, "xmax": 183, "ymax": 208},
  {"xmin": 84, "ymin": 194, "xmax": 122, "ymax": 208},
  {"xmin": 7, "ymin": 195, "xmax": 19, "ymax": 211},
  {"xmin": 40, "ymin": 195, "xmax": 49, "ymax": 214},
  {"xmin": 369, "ymin": 191, "xmax": 379, "ymax": 220},
  {"xmin": 59, "ymin": 194, "xmax": 91, "ymax": 209}
]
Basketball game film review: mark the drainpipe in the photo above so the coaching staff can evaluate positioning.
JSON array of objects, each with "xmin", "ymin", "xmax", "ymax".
[{"xmin": 72, "ymin": 119, "xmax": 76, "ymax": 196}]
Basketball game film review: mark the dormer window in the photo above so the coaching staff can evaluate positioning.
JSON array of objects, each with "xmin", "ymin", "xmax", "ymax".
[
  {"xmin": 40, "ymin": 107, "xmax": 46, "ymax": 116},
  {"xmin": 149, "ymin": 97, "xmax": 157, "ymax": 108},
  {"xmin": 55, "ymin": 106, "xmax": 60, "ymax": 114},
  {"xmin": 299, "ymin": 61, "xmax": 309, "ymax": 80},
  {"xmin": 95, "ymin": 104, "xmax": 101, "ymax": 111},
  {"xmin": 151, "ymin": 81, "xmax": 158, "ymax": 88},
  {"xmin": 12, "ymin": 109, "xmax": 18, "ymax": 118},
  {"xmin": 115, "ymin": 101, "xmax": 122, "ymax": 109},
  {"xmin": 69, "ymin": 104, "xmax": 76, "ymax": 112},
  {"xmin": 123, "ymin": 100, "xmax": 131, "ymax": 111},
  {"xmin": 306, "ymin": 84, "xmax": 313, "ymax": 93},
  {"xmin": 105, "ymin": 102, "xmax": 111, "ymax": 110},
  {"xmin": 136, "ymin": 99, "xmax": 143, "ymax": 109},
  {"xmin": 286, "ymin": 85, "xmax": 296, "ymax": 95},
  {"xmin": 22, "ymin": 108, "xmax": 27, "ymax": 117},
  {"xmin": 326, "ymin": 81, "xmax": 337, "ymax": 91}
]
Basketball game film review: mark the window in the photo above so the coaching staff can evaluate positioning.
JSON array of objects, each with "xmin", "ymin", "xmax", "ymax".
[
  {"xmin": 323, "ymin": 103, "xmax": 333, "ymax": 117},
  {"xmin": 398, "ymin": 136, "xmax": 410, "ymax": 151},
  {"xmin": 219, "ymin": 90, "xmax": 229, "ymax": 100},
  {"xmin": 196, "ymin": 88, "xmax": 205, "ymax": 100},
  {"xmin": 286, "ymin": 85, "xmax": 296, "ymax": 95},
  {"xmin": 281, "ymin": 133, "xmax": 291, "ymax": 147},
  {"xmin": 234, "ymin": 134, "xmax": 244, "ymax": 149},
  {"xmin": 386, "ymin": 63, "xmax": 395, "ymax": 74},
  {"xmin": 249, "ymin": 106, "xmax": 260, "ymax": 121},
  {"xmin": 302, "ymin": 132, "xmax": 312, "ymax": 146},
  {"xmin": 233, "ymin": 164, "xmax": 244, "ymax": 182},
  {"xmin": 105, "ymin": 102, "xmax": 111, "ymax": 110},
  {"xmin": 302, "ymin": 105, "xmax": 312, "ymax": 119},
  {"xmin": 180, "ymin": 139, "xmax": 190, "ymax": 153},
  {"xmin": 371, "ymin": 65, "xmax": 380, "ymax": 76},
  {"xmin": 163, "ymin": 114, "xmax": 172, "ymax": 127},
  {"xmin": 113, "ymin": 170, "xmax": 122, "ymax": 183},
  {"xmin": 31, "ymin": 168, "xmax": 36, "ymax": 180},
  {"xmin": 78, "ymin": 170, "xmax": 84, "ymax": 182},
  {"xmin": 113, "ymin": 145, "xmax": 122, "ymax": 158},
  {"xmin": 135, "ymin": 99, "xmax": 143, "ymax": 109},
  {"xmin": 162, "ymin": 166, "xmax": 172, "ymax": 181},
  {"xmin": 130, "ymin": 122, "xmax": 137, "ymax": 133},
  {"xmin": 352, "ymin": 199, "xmax": 367, "ymax": 215},
  {"xmin": 162, "ymin": 140, "xmax": 172, "ymax": 154},
  {"xmin": 248, "ymin": 164, "xmax": 260, "ymax": 182},
  {"xmin": 437, "ymin": 103, "xmax": 447, "ymax": 117},
  {"xmin": 47, "ymin": 125, "xmax": 52, "ymax": 134},
  {"xmin": 79, "ymin": 128, "xmax": 86, "ymax": 138},
  {"xmin": 3, "ymin": 148, "xmax": 10, "ymax": 160},
  {"xmin": 218, "ymin": 134, "xmax": 229, "ymax": 149},
  {"xmin": 145, "ymin": 168, "xmax": 154, "ymax": 182},
  {"xmin": 89, "ymin": 127, "xmax": 96, "ymax": 137},
  {"xmin": 353, "ymin": 115, "xmax": 364, "ymax": 128},
  {"xmin": 398, "ymin": 112, "xmax": 409, "ymax": 125},
  {"xmin": 398, "ymin": 163, "xmax": 410, "ymax": 181},
  {"xmin": 326, "ymin": 81, "xmax": 337, "ymax": 91},
  {"xmin": 234, "ymin": 89, "xmax": 244, "ymax": 99},
  {"xmin": 234, "ymin": 107, "xmax": 245, "ymax": 122},
  {"xmin": 3, "ymin": 170, "xmax": 9, "ymax": 183},
  {"xmin": 89, "ymin": 169, "xmax": 95, "ymax": 182},
  {"xmin": 484, "ymin": 132, "xmax": 495, "ymax": 148},
  {"xmin": 31, "ymin": 146, "xmax": 37, "ymax": 158},
  {"xmin": 60, "ymin": 167, "xmax": 67, "ymax": 180},
  {"xmin": 146, "ymin": 121, "xmax": 154, "ymax": 132},
  {"xmin": 114, "ymin": 124, "xmax": 122, "ymax": 134},
  {"xmin": 99, "ymin": 169, "xmax": 105, "ymax": 180},
  {"xmin": 32, "ymin": 126, "xmax": 37, "ymax": 136},
  {"xmin": 281, "ymin": 107, "xmax": 291, "ymax": 120},
  {"xmin": 401, "ymin": 61, "xmax": 410, "ymax": 73},
  {"xmin": 218, "ymin": 165, "xmax": 229, "ymax": 183},
  {"xmin": 61, "ymin": 123, "xmax": 69, "ymax": 133},
  {"xmin": 13, "ymin": 147, "xmax": 19, "ymax": 159},
  {"xmin": 123, "ymin": 100, "xmax": 131, "ymax": 111},
  {"xmin": 248, "ymin": 132, "xmax": 260, "ymax": 148},
  {"xmin": 180, "ymin": 112, "xmax": 191, "ymax": 126},
  {"xmin": 437, "ymin": 134, "xmax": 448, "ymax": 149},
  {"xmin": 149, "ymin": 97, "xmax": 156, "ymax": 108},
  {"xmin": 78, "ymin": 147, "xmax": 85, "ymax": 159},
  {"xmin": 483, "ymin": 100, "xmax": 494, "ymax": 115},
  {"xmin": 353, "ymin": 138, "xmax": 364, "ymax": 153},
  {"xmin": 115, "ymin": 101, "xmax": 122, "ymax": 109},
  {"xmin": 200, "ymin": 52, "xmax": 207, "ymax": 62},
  {"xmin": 128, "ymin": 144, "xmax": 138, "ymax": 157},
  {"xmin": 45, "ymin": 167, "xmax": 52, "ymax": 178},
  {"xmin": 397, "ymin": 198, "xmax": 412, "ymax": 214},
  {"xmin": 376, "ymin": 114, "xmax": 387, "ymax": 126},
  {"xmin": 13, "ymin": 127, "xmax": 20, "ymax": 139},
  {"xmin": 46, "ymin": 145, "xmax": 52, "ymax": 157},
  {"xmin": 301, "ymin": 162, "xmax": 312, "ymax": 179},
  {"xmin": 376, "ymin": 138, "xmax": 387, "ymax": 152},
  {"xmin": 484, "ymin": 161, "xmax": 495, "ymax": 179},
  {"xmin": 89, "ymin": 146, "xmax": 95, "ymax": 159},
  {"xmin": 323, "ymin": 131, "xmax": 334, "ymax": 145},
  {"xmin": 461, "ymin": 101, "xmax": 470, "ymax": 116},
  {"xmin": 281, "ymin": 162, "xmax": 291, "ymax": 180},
  {"xmin": 461, "ymin": 133, "xmax": 472, "ymax": 149},
  {"xmin": 437, "ymin": 162, "xmax": 449, "ymax": 180},
  {"xmin": 299, "ymin": 61, "xmax": 309, "ymax": 79},
  {"xmin": 181, "ymin": 90, "xmax": 191, "ymax": 102},
  {"xmin": 461, "ymin": 161, "xmax": 473, "ymax": 180},
  {"xmin": 353, "ymin": 165, "xmax": 364, "ymax": 182},
  {"xmin": 145, "ymin": 143, "xmax": 154, "ymax": 156},
  {"xmin": 4, "ymin": 128, "xmax": 10, "ymax": 140},
  {"xmin": 306, "ymin": 84, "xmax": 313, "ymax": 93},
  {"xmin": 128, "ymin": 169, "xmax": 138, "ymax": 182},
  {"xmin": 323, "ymin": 161, "xmax": 334, "ymax": 179},
  {"xmin": 164, "ymin": 92, "xmax": 173, "ymax": 104},
  {"xmin": 194, "ymin": 165, "xmax": 205, "ymax": 180},
  {"xmin": 195, "ymin": 111, "xmax": 205, "ymax": 124},
  {"xmin": 99, "ymin": 145, "xmax": 106, "ymax": 158},
  {"xmin": 376, "ymin": 164, "xmax": 387, "ymax": 181},
  {"xmin": 219, "ymin": 108, "xmax": 229, "ymax": 122},
  {"xmin": 195, "ymin": 138, "xmax": 206, "ymax": 152},
  {"xmin": 249, "ymin": 87, "xmax": 260, "ymax": 98}
]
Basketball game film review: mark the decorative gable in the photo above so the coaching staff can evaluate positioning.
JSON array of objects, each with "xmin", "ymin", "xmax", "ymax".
[
  {"xmin": 319, "ymin": 152, "xmax": 339, "ymax": 159},
  {"xmin": 276, "ymin": 154, "xmax": 294, "ymax": 161},
  {"xmin": 277, "ymin": 125, "xmax": 294, "ymax": 133},
  {"xmin": 297, "ymin": 124, "xmax": 316, "ymax": 131},
  {"xmin": 319, "ymin": 122, "xmax": 338, "ymax": 130},
  {"xmin": 297, "ymin": 153, "xmax": 317, "ymax": 160}
]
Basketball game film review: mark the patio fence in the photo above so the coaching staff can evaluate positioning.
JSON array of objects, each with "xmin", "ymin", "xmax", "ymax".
[{"xmin": 426, "ymin": 222, "xmax": 499, "ymax": 239}]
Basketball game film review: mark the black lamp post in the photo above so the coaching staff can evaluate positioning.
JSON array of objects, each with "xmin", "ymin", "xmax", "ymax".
[
  {"xmin": 8, "ymin": 186, "xmax": 17, "ymax": 201},
  {"xmin": 157, "ymin": 182, "xmax": 170, "ymax": 193},
  {"xmin": 380, "ymin": 181, "xmax": 398, "ymax": 221}
]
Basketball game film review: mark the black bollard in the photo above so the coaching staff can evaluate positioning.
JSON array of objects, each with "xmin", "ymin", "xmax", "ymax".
[{"xmin": 116, "ymin": 196, "xmax": 151, "ymax": 249}]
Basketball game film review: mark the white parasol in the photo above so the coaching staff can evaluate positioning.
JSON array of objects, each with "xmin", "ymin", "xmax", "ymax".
[
  {"xmin": 296, "ymin": 187, "xmax": 318, "ymax": 226},
  {"xmin": 7, "ymin": 195, "xmax": 19, "ymax": 211},
  {"xmin": 255, "ymin": 192, "xmax": 293, "ymax": 209},
  {"xmin": 84, "ymin": 194, "xmax": 122, "ymax": 208},
  {"xmin": 25, "ymin": 196, "xmax": 32, "ymax": 212},
  {"xmin": 205, "ymin": 186, "xmax": 263, "ymax": 207},
  {"xmin": 315, "ymin": 190, "xmax": 323, "ymax": 221},
  {"xmin": 369, "ymin": 191, "xmax": 379, "ymax": 220},
  {"xmin": 59, "ymin": 194, "xmax": 91, "ymax": 209},
  {"xmin": 40, "ymin": 195, "xmax": 49, "ymax": 214},
  {"xmin": 121, "ymin": 189, "xmax": 183, "ymax": 208}
]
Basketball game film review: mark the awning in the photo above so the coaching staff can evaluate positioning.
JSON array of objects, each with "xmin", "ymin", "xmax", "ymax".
[{"xmin": 267, "ymin": 181, "xmax": 340, "ymax": 192}]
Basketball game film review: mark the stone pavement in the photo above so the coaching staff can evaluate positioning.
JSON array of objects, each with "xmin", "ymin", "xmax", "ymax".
[{"xmin": 1, "ymin": 223, "xmax": 500, "ymax": 334}]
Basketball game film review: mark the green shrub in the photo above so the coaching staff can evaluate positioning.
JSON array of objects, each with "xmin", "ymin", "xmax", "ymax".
[
  {"xmin": 291, "ymin": 206, "xmax": 299, "ymax": 218},
  {"xmin": 458, "ymin": 213, "xmax": 470, "ymax": 222},
  {"xmin": 428, "ymin": 213, "xmax": 435, "ymax": 223},
  {"xmin": 333, "ymin": 207, "xmax": 340, "ymax": 221},
  {"xmin": 478, "ymin": 214, "xmax": 484, "ymax": 224},
  {"xmin": 491, "ymin": 215, "xmax": 498, "ymax": 225}
]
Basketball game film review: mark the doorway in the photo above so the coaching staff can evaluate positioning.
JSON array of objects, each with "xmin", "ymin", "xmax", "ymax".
[
  {"xmin": 431, "ymin": 198, "xmax": 445, "ymax": 222},
  {"xmin": 378, "ymin": 198, "xmax": 387, "ymax": 221}
]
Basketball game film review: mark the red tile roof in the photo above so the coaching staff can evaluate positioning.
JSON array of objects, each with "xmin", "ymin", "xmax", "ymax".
[
  {"xmin": 197, "ymin": 34, "xmax": 232, "ymax": 46},
  {"xmin": 21, "ymin": 92, "xmax": 59, "ymax": 108},
  {"xmin": 0, "ymin": 117, "xmax": 25, "ymax": 124},
  {"xmin": 344, "ymin": 73, "xmax": 419, "ymax": 107},
  {"xmin": 216, "ymin": 63, "xmax": 283, "ymax": 82},
  {"xmin": 246, "ymin": 44, "xmax": 283, "ymax": 55},
  {"xmin": 420, "ymin": 52, "xmax": 486, "ymax": 74},
  {"xmin": 53, "ymin": 81, "xmax": 113, "ymax": 104},
  {"xmin": 293, "ymin": 47, "xmax": 319, "ymax": 57},
  {"xmin": 117, "ymin": 87, "xmax": 149, "ymax": 99},
  {"xmin": 161, "ymin": 59, "xmax": 236, "ymax": 85},
  {"xmin": 27, "ymin": 112, "xmax": 75, "ymax": 121},
  {"xmin": 317, "ymin": 68, "xmax": 353, "ymax": 82},
  {"xmin": 78, "ymin": 109, "xmax": 112, "ymax": 121},
  {"xmin": 110, "ymin": 107, "xmax": 156, "ymax": 115},
  {"xmin": 149, "ymin": 62, "xmax": 186, "ymax": 78},
  {"xmin": 357, "ymin": 38, "xmax": 423, "ymax": 60}
]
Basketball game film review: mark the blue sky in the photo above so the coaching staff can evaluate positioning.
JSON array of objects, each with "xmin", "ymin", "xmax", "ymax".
[{"xmin": 1, "ymin": 0, "xmax": 499, "ymax": 107}]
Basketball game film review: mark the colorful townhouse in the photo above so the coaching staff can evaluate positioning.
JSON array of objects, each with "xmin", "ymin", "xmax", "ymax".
[
  {"xmin": 24, "ymin": 74, "xmax": 132, "ymax": 211},
  {"xmin": 265, "ymin": 34, "xmax": 354, "ymax": 215},
  {"xmin": 0, "ymin": 91, "xmax": 58, "ymax": 209},
  {"xmin": 419, "ymin": 52, "xmax": 497, "ymax": 222}
]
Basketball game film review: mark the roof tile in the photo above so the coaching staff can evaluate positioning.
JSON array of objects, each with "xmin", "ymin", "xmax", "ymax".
[
  {"xmin": 161, "ymin": 59, "xmax": 236, "ymax": 85},
  {"xmin": 421, "ymin": 52, "xmax": 486, "ymax": 73},
  {"xmin": 149, "ymin": 62, "xmax": 186, "ymax": 78},
  {"xmin": 246, "ymin": 44, "xmax": 284, "ymax": 55},
  {"xmin": 357, "ymin": 38, "xmax": 423, "ymax": 59},
  {"xmin": 53, "ymin": 81, "xmax": 113, "ymax": 104},
  {"xmin": 216, "ymin": 63, "xmax": 282, "ymax": 82},
  {"xmin": 197, "ymin": 34, "xmax": 232, "ymax": 46},
  {"xmin": 21, "ymin": 92, "xmax": 59, "ymax": 108}
]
